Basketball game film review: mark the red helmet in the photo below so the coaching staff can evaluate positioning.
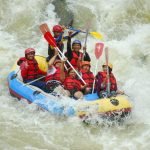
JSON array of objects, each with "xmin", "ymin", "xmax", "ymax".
[
  {"xmin": 53, "ymin": 25, "xmax": 63, "ymax": 32},
  {"xmin": 25, "ymin": 48, "xmax": 35, "ymax": 55}
]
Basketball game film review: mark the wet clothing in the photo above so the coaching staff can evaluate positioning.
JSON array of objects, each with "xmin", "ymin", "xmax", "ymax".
[
  {"xmin": 80, "ymin": 69, "xmax": 94, "ymax": 88},
  {"xmin": 96, "ymin": 71, "xmax": 117, "ymax": 98},
  {"xmin": 24, "ymin": 79, "xmax": 48, "ymax": 92},
  {"xmin": 20, "ymin": 58, "xmax": 46, "ymax": 81},
  {"xmin": 70, "ymin": 51, "xmax": 83, "ymax": 68},
  {"xmin": 63, "ymin": 76, "xmax": 81, "ymax": 91},
  {"xmin": 19, "ymin": 58, "xmax": 47, "ymax": 92},
  {"xmin": 45, "ymin": 66, "xmax": 61, "ymax": 82},
  {"xmin": 65, "ymin": 36, "xmax": 91, "ymax": 68},
  {"xmin": 45, "ymin": 66, "xmax": 63, "ymax": 93},
  {"xmin": 46, "ymin": 80, "xmax": 62, "ymax": 93},
  {"xmin": 17, "ymin": 57, "xmax": 26, "ymax": 66},
  {"xmin": 47, "ymin": 31, "xmax": 80, "ymax": 61}
]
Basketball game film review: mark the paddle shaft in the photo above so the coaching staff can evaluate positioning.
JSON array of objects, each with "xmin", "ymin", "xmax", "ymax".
[
  {"xmin": 40, "ymin": 24, "xmax": 86, "ymax": 85},
  {"xmin": 55, "ymin": 47, "xmax": 86, "ymax": 85},
  {"xmin": 105, "ymin": 47, "xmax": 110, "ymax": 94},
  {"xmin": 67, "ymin": 27, "xmax": 103, "ymax": 39},
  {"xmin": 82, "ymin": 29, "xmax": 89, "ymax": 61},
  {"xmin": 57, "ymin": 53, "xmax": 68, "ymax": 71},
  {"xmin": 23, "ymin": 76, "xmax": 46, "ymax": 86},
  {"xmin": 92, "ymin": 60, "xmax": 98, "ymax": 93},
  {"xmin": 39, "ymin": 24, "xmax": 86, "ymax": 84},
  {"xmin": 84, "ymin": 29, "xmax": 89, "ymax": 46},
  {"xmin": 92, "ymin": 43, "xmax": 104, "ymax": 93},
  {"xmin": 11, "ymin": 68, "xmax": 21, "ymax": 80}
]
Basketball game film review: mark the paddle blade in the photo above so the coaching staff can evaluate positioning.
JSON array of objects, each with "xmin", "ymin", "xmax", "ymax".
[
  {"xmin": 44, "ymin": 31, "xmax": 56, "ymax": 47},
  {"xmin": 39, "ymin": 23, "xmax": 57, "ymax": 47},
  {"xmin": 39, "ymin": 23, "xmax": 50, "ymax": 35},
  {"xmin": 90, "ymin": 32, "xmax": 103, "ymax": 40},
  {"xmin": 95, "ymin": 43, "xmax": 104, "ymax": 59}
]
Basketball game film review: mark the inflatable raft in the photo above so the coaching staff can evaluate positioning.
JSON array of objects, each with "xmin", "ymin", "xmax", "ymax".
[{"xmin": 7, "ymin": 55, "xmax": 132, "ymax": 120}]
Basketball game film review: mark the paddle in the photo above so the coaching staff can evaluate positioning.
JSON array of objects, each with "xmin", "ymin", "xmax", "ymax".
[
  {"xmin": 105, "ymin": 47, "xmax": 110, "ymax": 95},
  {"xmin": 40, "ymin": 23, "xmax": 69, "ymax": 71},
  {"xmin": 39, "ymin": 23, "xmax": 86, "ymax": 85},
  {"xmin": 67, "ymin": 26, "xmax": 103, "ymax": 40},
  {"xmin": 11, "ymin": 69, "xmax": 20, "ymax": 80},
  {"xmin": 23, "ymin": 76, "xmax": 46, "ymax": 86},
  {"xmin": 92, "ymin": 43, "xmax": 104, "ymax": 93},
  {"xmin": 82, "ymin": 29, "xmax": 89, "ymax": 61}
]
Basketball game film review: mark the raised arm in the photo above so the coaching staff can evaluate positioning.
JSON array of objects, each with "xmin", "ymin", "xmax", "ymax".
[
  {"xmin": 83, "ymin": 51, "xmax": 91, "ymax": 61},
  {"xmin": 63, "ymin": 31, "xmax": 80, "ymax": 40},
  {"xmin": 60, "ymin": 59, "xmax": 66, "ymax": 82},
  {"xmin": 48, "ymin": 49, "xmax": 58, "ymax": 67},
  {"xmin": 65, "ymin": 32, "xmax": 73, "ymax": 61}
]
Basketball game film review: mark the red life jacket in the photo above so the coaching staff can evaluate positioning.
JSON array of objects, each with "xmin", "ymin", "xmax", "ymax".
[
  {"xmin": 80, "ymin": 70, "xmax": 94, "ymax": 88},
  {"xmin": 70, "ymin": 51, "xmax": 83, "ymax": 68},
  {"xmin": 45, "ymin": 67, "xmax": 61, "ymax": 82},
  {"xmin": 17, "ymin": 57, "xmax": 26, "ymax": 66},
  {"xmin": 63, "ymin": 76, "xmax": 81, "ymax": 91},
  {"xmin": 21, "ymin": 59, "xmax": 39, "ymax": 80},
  {"xmin": 96, "ymin": 71, "xmax": 117, "ymax": 91}
]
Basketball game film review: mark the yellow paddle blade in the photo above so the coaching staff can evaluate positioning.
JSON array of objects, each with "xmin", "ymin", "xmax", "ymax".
[{"xmin": 90, "ymin": 32, "xmax": 103, "ymax": 40}]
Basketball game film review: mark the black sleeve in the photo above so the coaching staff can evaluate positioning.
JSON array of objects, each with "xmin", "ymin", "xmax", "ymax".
[
  {"xmin": 63, "ymin": 31, "xmax": 80, "ymax": 40},
  {"xmin": 83, "ymin": 52, "xmax": 91, "ymax": 62},
  {"xmin": 48, "ymin": 44, "xmax": 55, "ymax": 59},
  {"xmin": 71, "ymin": 31, "xmax": 80, "ymax": 38},
  {"xmin": 65, "ymin": 37, "xmax": 73, "ymax": 61}
]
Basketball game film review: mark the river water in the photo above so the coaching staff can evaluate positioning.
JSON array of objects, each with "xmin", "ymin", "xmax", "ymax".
[{"xmin": 0, "ymin": 0, "xmax": 150, "ymax": 149}]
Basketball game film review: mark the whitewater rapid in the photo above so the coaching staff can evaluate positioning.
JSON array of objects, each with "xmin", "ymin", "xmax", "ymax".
[{"xmin": 0, "ymin": 0, "xmax": 150, "ymax": 149}]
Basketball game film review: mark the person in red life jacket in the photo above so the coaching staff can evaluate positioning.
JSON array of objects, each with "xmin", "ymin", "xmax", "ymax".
[
  {"xmin": 63, "ymin": 67, "xmax": 87, "ymax": 100},
  {"xmin": 65, "ymin": 31, "xmax": 91, "ymax": 69},
  {"xmin": 18, "ymin": 48, "xmax": 47, "ymax": 92},
  {"xmin": 80, "ymin": 61, "xmax": 94, "ymax": 94},
  {"xmin": 46, "ymin": 25, "xmax": 80, "ymax": 62},
  {"xmin": 45, "ymin": 49, "xmax": 66, "ymax": 93},
  {"xmin": 95, "ymin": 63, "xmax": 124, "ymax": 98}
]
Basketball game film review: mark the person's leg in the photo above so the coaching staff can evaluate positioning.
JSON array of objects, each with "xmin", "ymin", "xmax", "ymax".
[
  {"xmin": 30, "ymin": 81, "xmax": 47, "ymax": 92},
  {"xmin": 46, "ymin": 80, "xmax": 64, "ymax": 93},
  {"xmin": 74, "ymin": 91, "xmax": 83, "ymax": 100},
  {"xmin": 84, "ymin": 87, "xmax": 92, "ymax": 94},
  {"xmin": 64, "ymin": 90, "xmax": 71, "ymax": 97}
]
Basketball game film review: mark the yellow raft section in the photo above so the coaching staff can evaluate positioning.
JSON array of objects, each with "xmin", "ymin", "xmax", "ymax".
[
  {"xmin": 12, "ymin": 55, "xmax": 132, "ymax": 116},
  {"xmin": 35, "ymin": 55, "xmax": 48, "ymax": 72},
  {"xmin": 77, "ymin": 95, "xmax": 132, "ymax": 116}
]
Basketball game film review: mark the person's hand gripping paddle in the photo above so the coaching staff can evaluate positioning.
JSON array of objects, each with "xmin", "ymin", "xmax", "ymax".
[{"xmin": 39, "ymin": 23, "xmax": 86, "ymax": 85}]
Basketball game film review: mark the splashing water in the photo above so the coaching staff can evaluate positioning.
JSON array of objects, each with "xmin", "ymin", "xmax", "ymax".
[{"xmin": 0, "ymin": 0, "xmax": 150, "ymax": 149}]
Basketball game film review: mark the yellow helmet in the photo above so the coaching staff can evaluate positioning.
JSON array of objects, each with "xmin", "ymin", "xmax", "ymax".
[{"xmin": 102, "ymin": 63, "xmax": 113, "ymax": 69}]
